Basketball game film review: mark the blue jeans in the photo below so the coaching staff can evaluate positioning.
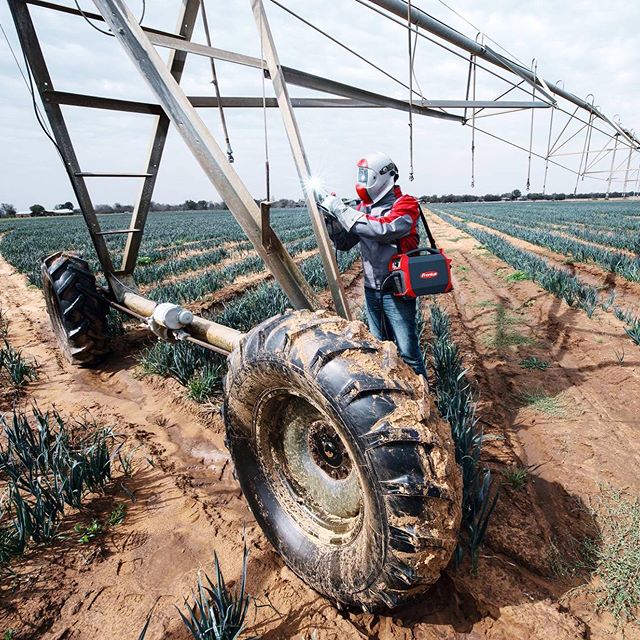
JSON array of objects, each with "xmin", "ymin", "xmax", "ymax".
[{"xmin": 364, "ymin": 287, "xmax": 427, "ymax": 376}]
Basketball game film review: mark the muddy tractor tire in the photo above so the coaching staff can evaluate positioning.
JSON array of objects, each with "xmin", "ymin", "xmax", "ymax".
[
  {"xmin": 41, "ymin": 252, "xmax": 110, "ymax": 366},
  {"xmin": 224, "ymin": 310, "xmax": 462, "ymax": 611}
]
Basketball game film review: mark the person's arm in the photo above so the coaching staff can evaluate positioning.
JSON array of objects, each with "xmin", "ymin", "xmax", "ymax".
[
  {"xmin": 321, "ymin": 193, "xmax": 419, "ymax": 244},
  {"xmin": 325, "ymin": 216, "xmax": 359, "ymax": 251}
]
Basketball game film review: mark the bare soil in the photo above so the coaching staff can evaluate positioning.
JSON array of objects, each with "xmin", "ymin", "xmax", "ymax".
[{"xmin": 0, "ymin": 217, "xmax": 639, "ymax": 639}]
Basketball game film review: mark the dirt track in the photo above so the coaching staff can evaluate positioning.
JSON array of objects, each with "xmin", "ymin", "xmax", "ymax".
[{"xmin": 0, "ymin": 215, "xmax": 639, "ymax": 639}]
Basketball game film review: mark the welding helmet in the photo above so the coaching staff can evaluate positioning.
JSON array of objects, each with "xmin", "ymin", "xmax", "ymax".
[{"xmin": 355, "ymin": 152, "xmax": 398, "ymax": 205}]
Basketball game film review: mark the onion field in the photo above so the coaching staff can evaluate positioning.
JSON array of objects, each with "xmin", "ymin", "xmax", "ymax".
[
  {"xmin": 431, "ymin": 200, "xmax": 640, "ymax": 346},
  {"xmin": 0, "ymin": 209, "xmax": 361, "ymax": 400}
]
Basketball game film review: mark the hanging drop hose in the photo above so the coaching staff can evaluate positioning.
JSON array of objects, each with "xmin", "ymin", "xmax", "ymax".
[
  {"xmin": 260, "ymin": 11, "xmax": 271, "ymax": 201},
  {"xmin": 201, "ymin": 0, "xmax": 234, "ymax": 163},
  {"xmin": 407, "ymin": 0, "xmax": 415, "ymax": 182},
  {"xmin": 525, "ymin": 59, "xmax": 537, "ymax": 191},
  {"xmin": 470, "ymin": 52, "xmax": 477, "ymax": 188}
]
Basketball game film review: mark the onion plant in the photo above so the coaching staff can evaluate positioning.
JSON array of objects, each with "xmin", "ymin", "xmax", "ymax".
[
  {"xmin": 0, "ymin": 408, "xmax": 116, "ymax": 564},
  {"xmin": 0, "ymin": 340, "xmax": 37, "ymax": 388},
  {"xmin": 420, "ymin": 303, "xmax": 498, "ymax": 570},
  {"xmin": 178, "ymin": 544, "xmax": 251, "ymax": 640}
]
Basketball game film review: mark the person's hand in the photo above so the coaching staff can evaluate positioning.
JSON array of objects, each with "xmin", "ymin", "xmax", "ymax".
[
  {"xmin": 313, "ymin": 186, "xmax": 329, "ymax": 203},
  {"xmin": 319, "ymin": 194, "xmax": 343, "ymax": 217}
]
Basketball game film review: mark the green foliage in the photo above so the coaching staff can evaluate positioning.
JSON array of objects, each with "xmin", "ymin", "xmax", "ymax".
[
  {"xmin": 0, "ymin": 306, "xmax": 8, "ymax": 338},
  {"xmin": 74, "ymin": 519, "xmax": 103, "ymax": 544},
  {"xmin": 105, "ymin": 310, "xmax": 125, "ymax": 338},
  {"xmin": 187, "ymin": 362, "xmax": 225, "ymax": 403},
  {"xmin": 501, "ymin": 465, "xmax": 528, "ymax": 489},
  {"xmin": 519, "ymin": 356, "xmax": 549, "ymax": 370},
  {"xmin": 505, "ymin": 269, "xmax": 530, "ymax": 282},
  {"xmin": 3, "ymin": 629, "xmax": 16, "ymax": 640},
  {"xmin": 0, "ymin": 408, "xmax": 116, "ymax": 564},
  {"xmin": 518, "ymin": 389, "xmax": 566, "ymax": 416},
  {"xmin": 587, "ymin": 487, "xmax": 640, "ymax": 625},
  {"xmin": 139, "ymin": 540, "xmax": 253, "ymax": 640},
  {"xmin": 422, "ymin": 303, "xmax": 498, "ymax": 570},
  {"xmin": 0, "ymin": 340, "xmax": 37, "ymax": 388},
  {"xmin": 178, "ymin": 543, "xmax": 251, "ymax": 640},
  {"xmin": 107, "ymin": 503, "xmax": 127, "ymax": 527},
  {"xmin": 139, "ymin": 341, "xmax": 226, "ymax": 397},
  {"xmin": 483, "ymin": 305, "xmax": 533, "ymax": 349}
]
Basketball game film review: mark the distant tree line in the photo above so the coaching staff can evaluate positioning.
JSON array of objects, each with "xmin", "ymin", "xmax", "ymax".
[
  {"xmin": 2, "ymin": 190, "xmax": 638, "ymax": 218},
  {"xmin": 0, "ymin": 202, "xmax": 75, "ymax": 217},
  {"xmin": 419, "ymin": 189, "xmax": 638, "ymax": 203}
]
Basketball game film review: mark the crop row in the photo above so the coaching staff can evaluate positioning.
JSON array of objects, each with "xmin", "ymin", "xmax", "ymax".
[
  {"xmin": 147, "ymin": 235, "xmax": 320, "ymax": 303},
  {"xmin": 139, "ymin": 247, "xmax": 361, "ymax": 398},
  {"xmin": 0, "ymin": 408, "xmax": 115, "ymax": 564},
  {"xmin": 420, "ymin": 303, "xmax": 497, "ymax": 569},
  {"xmin": 435, "ymin": 210, "xmax": 601, "ymax": 316},
  {"xmin": 437, "ymin": 207, "xmax": 640, "ymax": 282},
  {"xmin": 440, "ymin": 204, "xmax": 640, "ymax": 254},
  {"xmin": 0, "ymin": 209, "xmax": 314, "ymax": 287},
  {"xmin": 439, "ymin": 202, "xmax": 640, "ymax": 254},
  {"xmin": 436, "ymin": 200, "xmax": 640, "ymax": 234}
]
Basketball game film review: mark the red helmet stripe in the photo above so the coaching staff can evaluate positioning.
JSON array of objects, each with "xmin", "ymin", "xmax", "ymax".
[{"xmin": 356, "ymin": 184, "xmax": 372, "ymax": 204}]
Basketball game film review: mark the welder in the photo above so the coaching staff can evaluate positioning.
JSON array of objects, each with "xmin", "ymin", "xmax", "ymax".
[{"xmin": 318, "ymin": 152, "xmax": 427, "ymax": 376}]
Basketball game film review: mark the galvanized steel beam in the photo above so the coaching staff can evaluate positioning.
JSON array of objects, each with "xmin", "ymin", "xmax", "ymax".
[
  {"xmin": 251, "ymin": 0, "xmax": 351, "ymax": 320},
  {"xmin": 366, "ymin": 0, "xmax": 640, "ymax": 148},
  {"xmin": 120, "ymin": 0, "xmax": 201, "ymax": 276},
  {"xmin": 6, "ymin": 0, "xmax": 117, "ymax": 287},
  {"xmin": 91, "ymin": 0, "xmax": 319, "ymax": 311}
]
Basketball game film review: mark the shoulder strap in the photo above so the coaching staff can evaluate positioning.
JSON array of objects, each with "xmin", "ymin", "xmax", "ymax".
[{"xmin": 419, "ymin": 208, "xmax": 437, "ymax": 249}]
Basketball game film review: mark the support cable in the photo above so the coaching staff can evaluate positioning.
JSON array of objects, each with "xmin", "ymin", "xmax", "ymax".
[
  {"xmin": 72, "ymin": 0, "xmax": 146, "ymax": 36},
  {"xmin": 270, "ymin": 0, "xmax": 426, "ymax": 102},
  {"xmin": 549, "ymin": 121, "xmax": 588, "ymax": 157},
  {"xmin": 581, "ymin": 96, "xmax": 596, "ymax": 183},
  {"xmin": 462, "ymin": 53, "xmax": 473, "ymax": 123},
  {"xmin": 606, "ymin": 133, "xmax": 620, "ymax": 197},
  {"xmin": 573, "ymin": 113, "xmax": 594, "ymax": 194},
  {"xmin": 472, "ymin": 80, "xmax": 526, "ymax": 118},
  {"xmin": 470, "ymin": 124, "xmax": 608, "ymax": 181},
  {"xmin": 433, "ymin": 0, "xmax": 528, "ymax": 67},
  {"xmin": 584, "ymin": 145, "xmax": 614, "ymax": 174},
  {"xmin": 623, "ymin": 145, "xmax": 634, "ymax": 193},
  {"xmin": 548, "ymin": 105, "xmax": 580, "ymax": 156},
  {"xmin": 200, "ymin": 0, "xmax": 234, "ymax": 163},
  {"xmin": 0, "ymin": 20, "xmax": 64, "ymax": 164}
]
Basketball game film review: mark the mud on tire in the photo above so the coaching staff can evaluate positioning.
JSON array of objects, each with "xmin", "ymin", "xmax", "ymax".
[
  {"xmin": 41, "ymin": 252, "xmax": 110, "ymax": 366},
  {"xmin": 224, "ymin": 309, "xmax": 462, "ymax": 611}
]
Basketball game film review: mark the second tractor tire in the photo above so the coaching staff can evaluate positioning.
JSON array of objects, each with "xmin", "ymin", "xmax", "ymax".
[
  {"xmin": 224, "ymin": 309, "xmax": 462, "ymax": 611},
  {"xmin": 41, "ymin": 252, "xmax": 110, "ymax": 366}
]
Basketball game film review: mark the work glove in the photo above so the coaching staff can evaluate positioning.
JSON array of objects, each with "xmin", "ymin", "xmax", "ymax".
[{"xmin": 319, "ymin": 194, "xmax": 363, "ymax": 232}]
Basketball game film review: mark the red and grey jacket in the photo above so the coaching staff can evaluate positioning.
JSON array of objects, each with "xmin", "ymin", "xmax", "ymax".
[{"xmin": 327, "ymin": 185, "xmax": 420, "ymax": 290}]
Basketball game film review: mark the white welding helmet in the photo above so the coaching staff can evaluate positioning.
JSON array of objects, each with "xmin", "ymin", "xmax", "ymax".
[{"xmin": 355, "ymin": 152, "xmax": 398, "ymax": 205}]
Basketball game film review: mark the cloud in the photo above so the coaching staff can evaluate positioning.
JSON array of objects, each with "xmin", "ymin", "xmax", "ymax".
[{"xmin": 1, "ymin": 0, "xmax": 639, "ymax": 209}]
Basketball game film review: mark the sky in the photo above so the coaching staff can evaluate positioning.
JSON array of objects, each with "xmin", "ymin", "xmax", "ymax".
[{"xmin": 1, "ymin": 0, "xmax": 639, "ymax": 211}]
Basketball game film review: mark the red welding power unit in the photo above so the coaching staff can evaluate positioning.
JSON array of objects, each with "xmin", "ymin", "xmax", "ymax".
[{"xmin": 388, "ymin": 247, "xmax": 453, "ymax": 299}]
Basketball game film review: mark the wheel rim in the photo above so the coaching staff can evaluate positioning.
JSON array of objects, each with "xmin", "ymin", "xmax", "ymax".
[{"xmin": 255, "ymin": 390, "xmax": 364, "ymax": 545}]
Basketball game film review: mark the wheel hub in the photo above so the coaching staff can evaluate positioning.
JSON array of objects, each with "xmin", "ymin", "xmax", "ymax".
[
  {"xmin": 308, "ymin": 420, "xmax": 352, "ymax": 480},
  {"xmin": 255, "ymin": 391, "xmax": 364, "ymax": 543}
]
